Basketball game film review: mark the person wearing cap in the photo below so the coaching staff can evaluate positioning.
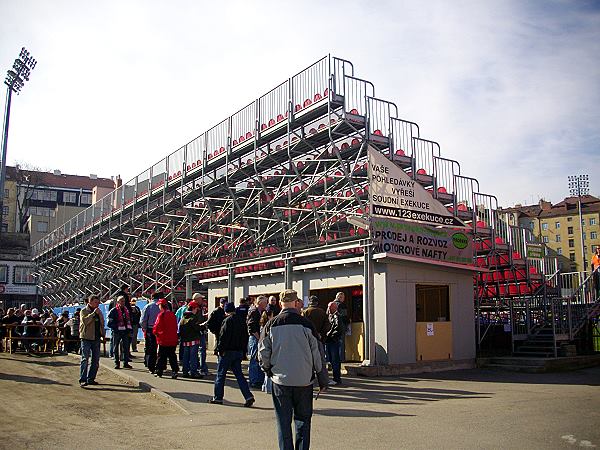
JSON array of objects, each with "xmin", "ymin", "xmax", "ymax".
[
  {"xmin": 208, "ymin": 301, "xmax": 254, "ymax": 407},
  {"xmin": 247, "ymin": 295, "xmax": 268, "ymax": 388},
  {"xmin": 302, "ymin": 295, "xmax": 330, "ymax": 387},
  {"xmin": 140, "ymin": 292, "xmax": 162, "ymax": 373},
  {"xmin": 79, "ymin": 295, "xmax": 105, "ymax": 387},
  {"xmin": 178, "ymin": 300, "xmax": 204, "ymax": 379},
  {"xmin": 205, "ymin": 298, "xmax": 227, "ymax": 358},
  {"xmin": 259, "ymin": 289, "xmax": 323, "ymax": 450},
  {"xmin": 153, "ymin": 299, "xmax": 179, "ymax": 378}
]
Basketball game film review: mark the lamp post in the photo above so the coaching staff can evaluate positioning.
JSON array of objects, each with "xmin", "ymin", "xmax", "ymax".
[
  {"xmin": 568, "ymin": 174, "xmax": 589, "ymax": 275},
  {"xmin": 0, "ymin": 47, "xmax": 37, "ymax": 237}
]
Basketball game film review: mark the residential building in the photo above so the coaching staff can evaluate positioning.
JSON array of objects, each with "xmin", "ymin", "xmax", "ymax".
[
  {"xmin": 4, "ymin": 166, "xmax": 115, "ymax": 245},
  {"xmin": 499, "ymin": 195, "xmax": 600, "ymax": 272},
  {"xmin": 0, "ymin": 233, "xmax": 37, "ymax": 309}
]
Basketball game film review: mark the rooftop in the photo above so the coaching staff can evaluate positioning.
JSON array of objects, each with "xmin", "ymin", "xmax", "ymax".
[{"xmin": 6, "ymin": 166, "xmax": 114, "ymax": 191}]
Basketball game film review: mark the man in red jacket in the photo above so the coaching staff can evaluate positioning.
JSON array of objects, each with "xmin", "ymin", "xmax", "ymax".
[{"xmin": 153, "ymin": 299, "xmax": 179, "ymax": 378}]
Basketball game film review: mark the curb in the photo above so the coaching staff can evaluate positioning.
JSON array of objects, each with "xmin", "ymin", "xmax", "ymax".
[{"xmin": 66, "ymin": 352, "xmax": 190, "ymax": 415}]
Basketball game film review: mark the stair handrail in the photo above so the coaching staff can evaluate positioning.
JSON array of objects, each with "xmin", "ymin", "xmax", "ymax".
[{"xmin": 567, "ymin": 266, "xmax": 600, "ymax": 338}]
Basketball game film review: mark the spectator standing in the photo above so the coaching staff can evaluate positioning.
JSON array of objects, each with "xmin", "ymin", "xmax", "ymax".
[
  {"xmin": 153, "ymin": 299, "xmax": 179, "ymax": 378},
  {"xmin": 79, "ymin": 296, "xmax": 105, "ymax": 387},
  {"xmin": 268, "ymin": 295, "xmax": 282, "ymax": 316},
  {"xmin": 1, "ymin": 308, "xmax": 21, "ymax": 352},
  {"xmin": 208, "ymin": 302, "xmax": 254, "ymax": 407},
  {"xmin": 325, "ymin": 301, "xmax": 344, "ymax": 386},
  {"xmin": 179, "ymin": 300, "xmax": 204, "ymax": 378},
  {"xmin": 194, "ymin": 293, "xmax": 210, "ymax": 376},
  {"xmin": 205, "ymin": 298, "xmax": 227, "ymax": 357},
  {"xmin": 140, "ymin": 292, "xmax": 162, "ymax": 374},
  {"xmin": 247, "ymin": 295, "xmax": 268, "ymax": 388},
  {"xmin": 67, "ymin": 308, "xmax": 81, "ymax": 353},
  {"xmin": 592, "ymin": 245, "xmax": 600, "ymax": 298},
  {"xmin": 302, "ymin": 295, "xmax": 330, "ymax": 387},
  {"xmin": 260, "ymin": 304, "xmax": 278, "ymax": 394},
  {"xmin": 259, "ymin": 289, "xmax": 323, "ymax": 450},
  {"xmin": 130, "ymin": 299, "xmax": 141, "ymax": 353},
  {"xmin": 333, "ymin": 291, "xmax": 348, "ymax": 362},
  {"xmin": 235, "ymin": 297, "xmax": 250, "ymax": 323},
  {"xmin": 107, "ymin": 296, "xmax": 133, "ymax": 369}
]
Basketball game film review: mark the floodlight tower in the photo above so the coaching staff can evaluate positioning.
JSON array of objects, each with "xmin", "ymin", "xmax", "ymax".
[
  {"xmin": 568, "ymin": 174, "xmax": 589, "ymax": 273},
  {"xmin": 0, "ymin": 47, "xmax": 37, "ymax": 237}
]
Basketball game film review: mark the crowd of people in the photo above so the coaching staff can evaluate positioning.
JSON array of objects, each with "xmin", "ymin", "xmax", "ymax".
[
  {"xmin": 0, "ymin": 304, "xmax": 81, "ymax": 353},
  {"xmin": 1, "ymin": 287, "xmax": 350, "ymax": 450}
]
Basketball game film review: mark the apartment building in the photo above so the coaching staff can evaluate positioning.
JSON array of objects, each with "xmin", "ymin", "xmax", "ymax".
[{"xmin": 500, "ymin": 195, "xmax": 600, "ymax": 272}]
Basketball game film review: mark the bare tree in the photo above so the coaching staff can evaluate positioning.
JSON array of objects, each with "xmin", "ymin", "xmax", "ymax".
[{"xmin": 11, "ymin": 162, "xmax": 48, "ymax": 233}]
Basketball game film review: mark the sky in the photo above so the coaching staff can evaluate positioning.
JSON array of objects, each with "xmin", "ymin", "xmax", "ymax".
[{"xmin": 0, "ymin": 0, "xmax": 598, "ymax": 208}]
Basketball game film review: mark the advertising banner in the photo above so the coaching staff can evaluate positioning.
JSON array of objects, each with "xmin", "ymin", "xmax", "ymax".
[
  {"xmin": 368, "ymin": 145, "xmax": 464, "ymax": 227},
  {"xmin": 526, "ymin": 243, "xmax": 545, "ymax": 259},
  {"xmin": 372, "ymin": 217, "xmax": 474, "ymax": 268}
]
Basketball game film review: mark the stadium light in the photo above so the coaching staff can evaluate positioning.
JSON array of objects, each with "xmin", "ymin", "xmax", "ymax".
[
  {"xmin": 0, "ymin": 47, "xmax": 37, "ymax": 237},
  {"xmin": 568, "ymin": 174, "xmax": 589, "ymax": 273}
]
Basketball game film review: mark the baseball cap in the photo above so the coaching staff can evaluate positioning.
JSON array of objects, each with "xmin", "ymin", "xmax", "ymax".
[
  {"xmin": 157, "ymin": 299, "xmax": 169, "ymax": 306},
  {"xmin": 224, "ymin": 302, "xmax": 235, "ymax": 313},
  {"xmin": 187, "ymin": 301, "xmax": 199, "ymax": 310},
  {"xmin": 279, "ymin": 289, "xmax": 299, "ymax": 303},
  {"xmin": 192, "ymin": 293, "xmax": 205, "ymax": 300},
  {"xmin": 219, "ymin": 298, "xmax": 228, "ymax": 304}
]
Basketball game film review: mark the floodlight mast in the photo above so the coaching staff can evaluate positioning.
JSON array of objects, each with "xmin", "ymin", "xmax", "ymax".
[
  {"xmin": 568, "ymin": 174, "xmax": 589, "ymax": 274},
  {"xmin": 0, "ymin": 47, "xmax": 37, "ymax": 237}
]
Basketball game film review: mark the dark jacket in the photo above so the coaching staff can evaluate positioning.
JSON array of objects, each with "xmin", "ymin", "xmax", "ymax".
[
  {"xmin": 206, "ymin": 307, "xmax": 225, "ymax": 335},
  {"xmin": 130, "ymin": 305, "xmax": 141, "ymax": 327},
  {"xmin": 235, "ymin": 304, "xmax": 250, "ymax": 323},
  {"xmin": 302, "ymin": 305, "xmax": 330, "ymax": 342},
  {"xmin": 246, "ymin": 306, "xmax": 262, "ymax": 335},
  {"xmin": 216, "ymin": 313, "xmax": 249, "ymax": 354},
  {"xmin": 325, "ymin": 312, "xmax": 345, "ymax": 343},
  {"xmin": 179, "ymin": 311, "xmax": 204, "ymax": 342}
]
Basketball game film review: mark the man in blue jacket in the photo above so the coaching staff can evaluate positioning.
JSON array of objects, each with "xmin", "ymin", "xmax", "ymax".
[{"xmin": 259, "ymin": 289, "xmax": 323, "ymax": 450}]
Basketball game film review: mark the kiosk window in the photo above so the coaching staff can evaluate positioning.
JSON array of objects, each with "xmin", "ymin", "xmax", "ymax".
[{"xmin": 416, "ymin": 285, "xmax": 449, "ymax": 322}]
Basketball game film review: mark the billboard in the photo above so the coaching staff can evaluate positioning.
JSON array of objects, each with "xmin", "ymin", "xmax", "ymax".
[
  {"xmin": 368, "ymin": 145, "xmax": 464, "ymax": 227},
  {"xmin": 372, "ymin": 217, "xmax": 474, "ymax": 268}
]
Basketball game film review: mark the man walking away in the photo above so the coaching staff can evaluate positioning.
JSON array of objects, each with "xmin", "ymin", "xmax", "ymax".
[
  {"xmin": 259, "ymin": 289, "xmax": 323, "ymax": 450},
  {"xmin": 247, "ymin": 295, "xmax": 268, "ymax": 388},
  {"xmin": 79, "ymin": 295, "xmax": 105, "ymax": 387},
  {"xmin": 153, "ymin": 299, "xmax": 179, "ymax": 378},
  {"xmin": 107, "ymin": 296, "xmax": 133, "ymax": 369},
  {"xmin": 208, "ymin": 302, "xmax": 254, "ymax": 407},
  {"xmin": 140, "ymin": 292, "xmax": 162, "ymax": 373}
]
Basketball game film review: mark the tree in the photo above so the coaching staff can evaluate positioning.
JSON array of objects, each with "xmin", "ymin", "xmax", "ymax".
[{"xmin": 10, "ymin": 162, "xmax": 48, "ymax": 233}]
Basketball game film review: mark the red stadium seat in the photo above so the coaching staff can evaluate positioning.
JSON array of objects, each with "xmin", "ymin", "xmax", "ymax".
[
  {"xmin": 261, "ymin": 123, "xmax": 267, "ymax": 130},
  {"xmin": 268, "ymin": 118, "xmax": 276, "ymax": 127},
  {"xmin": 303, "ymin": 98, "xmax": 312, "ymax": 108},
  {"xmin": 373, "ymin": 129, "xmax": 383, "ymax": 136},
  {"xmin": 416, "ymin": 168, "xmax": 427, "ymax": 175},
  {"xmin": 324, "ymin": 88, "xmax": 329, "ymax": 97},
  {"xmin": 277, "ymin": 114, "xmax": 284, "ymax": 122},
  {"xmin": 351, "ymin": 138, "xmax": 360, "ymax": 146},
  {"xmin": 295, "ymin": 104, "xmax": 302, "ymax": 112},
  {"xmin": 314, "ymin": 93, "xmax": 322, "ymax": 102},
  {"xmin": 246, "ymin": 132, "xmax": 253, "ymax": 139},
  {"xmin": 349, "ymin": 109, "xmax": 359, "ymax": 114},
  {"xmin": 395, "ymin": 149, "xmax": 406, "ymax": 156},
  {"xmin": 437, "ymin": 186, "xmax": 448, "ymax": 194}
]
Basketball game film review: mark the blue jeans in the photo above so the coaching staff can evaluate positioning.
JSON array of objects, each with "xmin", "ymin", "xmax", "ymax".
[
  {"xmin": 80, "ymin": 339, "xmax": 101, "ymax": 383},
  {"xmin": 326, "ymin": 340, "xmax": 342, "ymax": 382},
  {"xmin": 248, "ymin": 335, "xmax": 264, "ymax": 385},
  {"xmin": 112, "ymin": 330, "xmax": 130, "ymax": 366},
  {"xmin": 199, "ymin": 334, "xmax": 208, "ymax": 373},
  {"xmin": 182, "ymin": 343, "xmax": 199, "ymax": 375},
  {"xmin": 271, "ymin": 382, "xmax": 313, "ymax": 450},
  {"xmin": 213, "ymin": 350, "xmax": 253, "ymax": 402}
]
